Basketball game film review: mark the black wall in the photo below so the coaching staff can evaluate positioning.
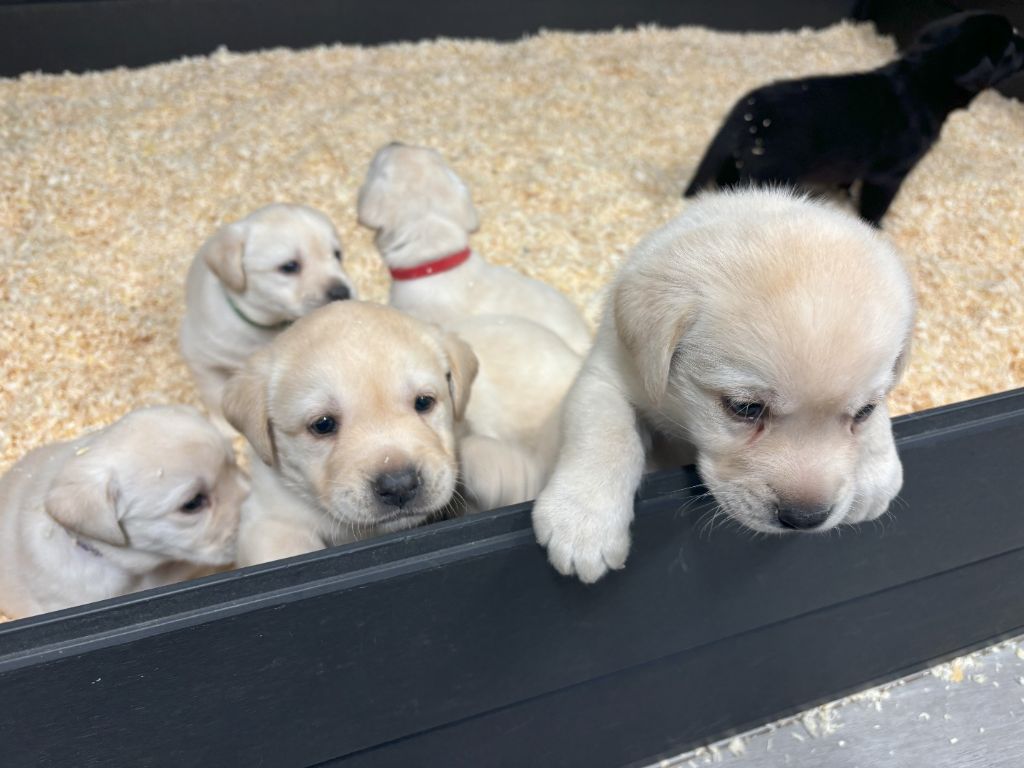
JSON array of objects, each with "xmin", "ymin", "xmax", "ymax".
[
  {"xmin": 3, "ymin": 1, "xmax": 1021, "ymax": 99},
  {"xmin": 0, "ymin": 0, "xmax": 856, "ymax": 77}
]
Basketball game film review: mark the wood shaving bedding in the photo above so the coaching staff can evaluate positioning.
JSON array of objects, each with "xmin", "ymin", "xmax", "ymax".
[{"xmin": 0, "ymin": 23, "xmax": 1022, "ymax": 593}]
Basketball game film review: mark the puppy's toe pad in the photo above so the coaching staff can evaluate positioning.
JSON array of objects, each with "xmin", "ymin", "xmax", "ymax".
[{"xmin": 532, "ymin": 494, "xmax": 632, "ymax": 584}]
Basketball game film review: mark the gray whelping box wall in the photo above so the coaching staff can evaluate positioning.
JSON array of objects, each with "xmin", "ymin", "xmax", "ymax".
[{"xmin": 0, "ymin": 388, "xmax": 1022, "ymax": 767}]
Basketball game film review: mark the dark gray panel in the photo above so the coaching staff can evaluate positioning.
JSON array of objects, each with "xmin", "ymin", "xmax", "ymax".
[
  {"xmin": 0, "ymin": 0, "xmax": 855, "ymax": 77},
  {"xmin": 0, "ymin": 389, "xmax": 1022, "ymax": 767}
]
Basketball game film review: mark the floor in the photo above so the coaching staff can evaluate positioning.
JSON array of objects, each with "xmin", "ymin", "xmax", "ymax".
[{"xmin": 657, "ymin": 637, "xmax": 1024, "ymax": 767}]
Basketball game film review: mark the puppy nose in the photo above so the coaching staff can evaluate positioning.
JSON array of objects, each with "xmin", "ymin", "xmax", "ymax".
[
  {"xmin": 776, "ymin": 503, "xmax": 831, "ymax": 530},
  {"xmin": 325, "ymin": 282, "xmax": 351, "ymax": 302},
  {"xmin": 373, "ymin": 468, "xmax": 420, "ymax": 508}
]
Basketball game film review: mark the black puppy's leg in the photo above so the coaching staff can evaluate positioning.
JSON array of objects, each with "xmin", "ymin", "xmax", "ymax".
[
  {"xmin": 858, "ymin": 177, "xmax": 904, "ymax": 226},
  {"xmin": 684, "ymin": 115, "xmax": 743, "ymax": 197}
]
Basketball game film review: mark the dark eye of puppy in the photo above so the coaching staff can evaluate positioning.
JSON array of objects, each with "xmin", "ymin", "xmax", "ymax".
[
  {"xmin": 180, "ymin": 493, "xmax": 208, "ymax": 513},
  {"xmin": 853, "ymin": 403, "xmax": 877, "ymax": 424},
  {"xmin": 723, "ymin": 397, "xmax": 767, "ymax": 423},
  {"xmin": 414, "ymin": 395, "xmax": 436, "ymax": 413},
  {"xmin": 279, "ymin": 260, "xmax": 301, "ymax": 275},
  {"xmin": 333, "ymin": 248, "xmax": 342, "ymax": 261},
  {"xmin": 309, "ymin": 415, "xmax": 338, "ymax": 436}
]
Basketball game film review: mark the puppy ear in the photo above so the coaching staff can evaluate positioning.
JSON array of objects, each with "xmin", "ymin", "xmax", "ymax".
[
  {"xmin": 45, "ymin": 460, "xmax": 126, "ymax": 547},
  {"xmin": 440, "ymin": 332, "xmax": 479, "ymax": 421},
  {"xmin": 443, "ymin": 168, "xmax": 480, "ymax": 233},
  {"xmin": 954, "ymin": 57, "xmax": 996, "ymax": 91},
  {"xmin": 613, "ymin": 266, "xmax": 695, "ymax": 405},
  {"xmin": 200, "ymin": 222, "xmax": 247, "ymax": 293},
  {"xmin": 223, "ymin": 348, "xmax": 277, "ymax": 465},
  {"xmin": 356, "ymin": 169, "xmax": 393, "ymax": 231}
]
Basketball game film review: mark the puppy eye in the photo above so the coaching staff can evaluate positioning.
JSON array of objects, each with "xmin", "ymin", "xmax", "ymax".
[
  {"xmin": 180, "ymin": 493, "xmax": 208, "ymax": 513},
  {"xmin": 279, "ymin": 260, "xmax": 301, "ymax": 275},
  {"xmin": 853, "ymin": 403, "xmax": 877, "ymax": 424},
  {"xmin": 309, "ymin": 415, "xmax": 338, "ymax": 436},
  {"xmin": 723, "ymin": 397, "xmax": 767, "ymax": 422},
  {"xmin": 414, "ymin": 395, "xmax": 436, "ymax": 413},
  {"xmin": 333, "ymin": 248, "xmax": 342, "ymax": 261}
]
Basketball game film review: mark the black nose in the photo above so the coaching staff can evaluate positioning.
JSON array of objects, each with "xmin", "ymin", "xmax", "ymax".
[
  {"xmin": 776, "ymin": 503, "xmax": 832, "ymax": 531},
  {"xmin": 326, "ymin": 282, "xmax": 351, "ymax": 302},
  {"xmin": 373, "ymin": 468, "xmax": 420, "ymax": 508}
]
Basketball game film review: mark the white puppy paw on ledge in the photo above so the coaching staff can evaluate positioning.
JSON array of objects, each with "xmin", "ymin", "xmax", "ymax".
[
  {"xmin": 532, "ymin": 487, "xmax": 633, "ymax": 584},
  {"xmin": 531, "ymin": 188, "xmax": 915, "ymax": 581}
]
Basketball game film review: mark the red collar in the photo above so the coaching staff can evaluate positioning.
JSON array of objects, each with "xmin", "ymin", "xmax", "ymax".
[{"xmin": 389, "ymin": 248, "xmax": 471, "ymax": 281}]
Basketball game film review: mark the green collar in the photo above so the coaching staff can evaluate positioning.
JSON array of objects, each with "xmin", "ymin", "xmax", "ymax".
[{"xmin": 223, "ymin": 290, "xmax": 293, "ymax": 332}]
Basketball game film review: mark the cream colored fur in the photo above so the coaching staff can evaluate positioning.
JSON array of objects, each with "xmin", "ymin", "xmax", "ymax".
[
  {"xmin": 225, "ymin": 302, "xmax": 578, "ymax": 567},
  {"xmin": 357, "ymin": 142, "xmax": 593, "ymax": 356},
  {"xmin": 533, "ymin": 188, "xmax": 916, "ymax": 583},
  {"xmin": 0, "ymin": 406, "xmax": 247, "ymax": 618},
  {"xmin": 180, "ymin": 203, "xmax": 356, "ymax": 433}
]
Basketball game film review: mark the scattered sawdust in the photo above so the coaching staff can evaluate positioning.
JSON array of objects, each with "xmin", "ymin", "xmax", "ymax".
[
  {"xmin": 725, "ymin": 737, "xmax": 746, "ymax": 757},
  {"xmin": 931, "ymin": 656, "xmax": 975, "ymax": 683},
  {"xmin": 3, "ymin": 21, "xmax": 1023, "ymax": 474},
  {"xmin": 1, "ymin": 17, "xmax": 1022, "ymax": 645},
  {"xmin": 665, "ymin": 637, "xmax": 1024, "ymax": 765}
]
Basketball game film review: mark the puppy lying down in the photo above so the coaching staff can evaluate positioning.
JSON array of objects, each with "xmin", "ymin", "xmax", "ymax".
[
  {"xmin": 357, "ymin": 142, "xmax": 593, "ymax": 356},
  {"xmin": 684, "ymin": 12, "xmax": 1024, "ymax": 224},
  {"xmin": 225, "ymin": 301, "xmax": 577, "ymax": 567},
  {"xmin": 533, "ymin": 188, "xmax": 915, "ymax": 583},
  {"xmin": 0, "ymin": 406, "xmax": 247, "ymax": 618},
  {"xmin": 180, "ymin": 203, "xmax": 357, "ymax": 433}
]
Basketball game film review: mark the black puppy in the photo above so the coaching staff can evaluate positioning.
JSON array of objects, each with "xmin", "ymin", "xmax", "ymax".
[{"xmin": 683, "ymin": 12, "xmax": 1024, "ymax": 224}]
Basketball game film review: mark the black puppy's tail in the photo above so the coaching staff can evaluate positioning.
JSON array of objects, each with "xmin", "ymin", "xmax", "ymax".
[{"xmin": 683, "ymin": 113, "xmax": 742, "ymax": 198}]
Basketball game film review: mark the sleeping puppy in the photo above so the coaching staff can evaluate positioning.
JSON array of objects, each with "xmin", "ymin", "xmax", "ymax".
[
  {"xmin": 0, "ymin": 406, "xmax": 247, "ymax": 618},
  {"xmin": 224, "ymin": 301, "xmax": 578, "ymax": 566},
  {"xmin": 684, "ymin": 12, "xmax": 1024, "ymax": 224},
  {"xmin": 532, "ymin": 189, "xmax": 915, "ymax": 583},
  {"xmin": 180, "ymin": 203, "xmax": 357, "ymax": 433},
  {"xmin": 356, "ymin": 142, "xmax": 593, "ymax": 356}
]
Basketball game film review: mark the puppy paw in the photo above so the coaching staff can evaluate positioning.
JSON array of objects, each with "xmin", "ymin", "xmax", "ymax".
[
  {"xmin": 460, "ymin": 434, "xmax": 543, "ymax": 511},
  {"xmin": 532, "ymin": 488, "xmax": 632, "ymax": 584}
]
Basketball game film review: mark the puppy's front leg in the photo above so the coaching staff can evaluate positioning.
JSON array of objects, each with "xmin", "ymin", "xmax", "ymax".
[
  {"xmin": 532, "ymin": 360, "xmax": 647, "ymax": 584},
  {"xmin": 236, "ymin": 515, "xmax": 324, "ymax": 567},
  {"xmin": 858, "ymin": 176, "xmax": 904, "ymax": 226},
  {"xmin": 189, "ymin": 362, "xmax": 234, "ymax": 436}
]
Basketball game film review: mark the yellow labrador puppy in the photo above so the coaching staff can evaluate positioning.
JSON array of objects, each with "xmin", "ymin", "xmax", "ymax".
[
  {"xmin": 450, "ymin": 314, "xmax": 579, "ymax": 513},
  {"xmin": 180, "ymin": 203, "xmax": 357, "ymax": 433},
  {"xmin": 356, "ymin": 142, "xmax": 593, "ymax": 356},
  {"xmin": 224, "ymin": 301, "xmax": 578, "ymax": 566},
  {"xmin": 0, "ymin": 406, "xmax": 247, "ymax": 618},
  {"xmin": 533, "ymin": 189, "xmax": 915, "ymax": 583}
]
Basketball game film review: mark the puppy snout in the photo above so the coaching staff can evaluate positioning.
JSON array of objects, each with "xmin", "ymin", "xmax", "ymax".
[
  {"xmin": 326, "ymin": 282, "xmax": 351, "ymax": 302},
  {"xmin": 373, "ymin": 467, "xmax": 421, "ymax": 508},
  {"xmin": 776, "ymin": 503, "xmax": 832, "ymax": 531}
]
